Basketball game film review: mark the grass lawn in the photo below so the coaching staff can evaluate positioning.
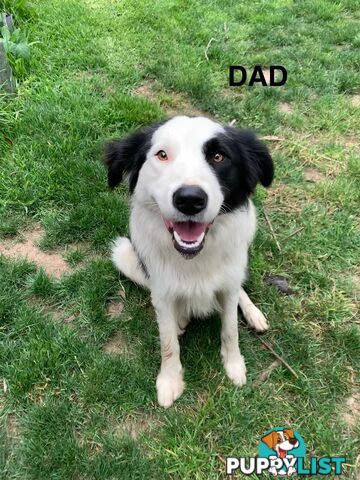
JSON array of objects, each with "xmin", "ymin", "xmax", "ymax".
[{"xmin": 1, "ymin": 0, "xmax": 359, "ymax": 478}]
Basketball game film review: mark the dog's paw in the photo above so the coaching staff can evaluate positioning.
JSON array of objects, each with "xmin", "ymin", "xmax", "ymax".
[
  {"xmin": 242, "ymin": 305, "xmax": 269, "ymax": 332},
  {"xmin": 224, "ymin": 355, "xmax": 247, "ymax": 386},
  {"xmin": 156, "ymin": 372, "xmax": 184, "ymax": 408}
]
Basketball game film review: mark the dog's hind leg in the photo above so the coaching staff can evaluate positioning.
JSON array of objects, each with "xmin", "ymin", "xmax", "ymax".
[
  {"xmin": 111, "ymin": 237, "xmax": 149, "ymax": 288},
  {"xmin": 238, "ymin": 287, "xmax": 269, "ymax": 332}
]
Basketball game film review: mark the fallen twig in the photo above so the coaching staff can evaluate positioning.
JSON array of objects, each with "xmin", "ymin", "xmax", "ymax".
[
  {"xmin": 283, "ymin": 226, "xmax": 304, "ymax": 240},
  {"xmin": 263, "ymin": 210, "xmax": 282, "ymax": 253},
  {"xmin": 260, "ymin": 135, "xmax": 284, "ymax": 142},
  {"xmin": 255, "ymin": 335, "xmax": 299, "ymax": 379},
  {"xmin": 229, "ymin": 119, "xmax": 236, "ymax": 126},
  {"xmin": 254, "ymin": 359, "xmax": 281, "ymax": 386},
  {"xmin": 204, "ymin": 37, "xmax": 216, "ymax": 62}
]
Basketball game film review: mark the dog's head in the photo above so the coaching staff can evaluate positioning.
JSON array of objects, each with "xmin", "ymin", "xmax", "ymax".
[
  {"xmin": 104, "ymin": 116, "xmax": 273, "ymax": 257},
  {"xmin": 261, "ymin": 429, "xmax": 299, "ymax": 458}
]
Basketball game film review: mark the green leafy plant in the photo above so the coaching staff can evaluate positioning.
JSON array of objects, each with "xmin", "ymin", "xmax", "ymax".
[
  {"xmin": 1, "ymin": 25, "xmax": 30, "ymax": 59},
  {"xmin": 1, "ymin": 23, "xmax": 32, "ymax": 78}
]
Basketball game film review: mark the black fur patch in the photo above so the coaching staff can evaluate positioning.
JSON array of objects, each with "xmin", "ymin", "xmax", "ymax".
[
  {"xmin": 203, "ymin": 127, "xmax": 274, "ymax": 211},
  {"xmin": 104, "ymin": 121, "xmax": 165, "ymax": 192}
]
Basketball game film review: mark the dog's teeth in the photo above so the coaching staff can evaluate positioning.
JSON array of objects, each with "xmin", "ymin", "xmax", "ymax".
[
  {"xmin": 173, "ymin": 231, "xmax": 183, "ymax": 245},
  {"xmin": 197, "ymin": 232, "xmax": 205, "ymax": 244},
  {"xmin": 173, "ymin": 231, "xmax": 205, "ymax": 249}
]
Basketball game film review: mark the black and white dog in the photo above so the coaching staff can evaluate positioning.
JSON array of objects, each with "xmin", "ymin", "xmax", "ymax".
[{"xmin": 104, "ymin": 116, "xmax": 274, "ymax": 407}]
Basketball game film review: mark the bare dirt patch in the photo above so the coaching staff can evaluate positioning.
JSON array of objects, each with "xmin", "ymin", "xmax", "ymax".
[
  {"xmin": 221, "ymin": 88, "xmax": 244, "ymax": 101},
  {"xmin": 162, "ymin": 94, "xmax": 209, "ymax": 118},
  {"xmin": 27, "ymin": 296, "xmax": 76, "ymax": 324},
  {"xmin": 342, "ymin": 135, "xmax": 360, "ymax": 151},
  {"xmin": 116, "ymin": 412, "xmax": 162, "ymax": 440},
  {"xmin": 342, "ymin": 393, "xmax": 360, "ymax": 428},
  {"xmin": 134, "ymin": 80, "xmax": 210, "ymax": 118},
  {"xmin": 0, "ymin": 226, "xmax": 70, "ymax": 278},
  {"xmin": 134, "ymin": 83, "xmax": 158, "ymax": 102},
  {"xmin": 278, "ymin": 102, "xmax": 293, "ymax": 114},
  {"xmin": 6, "ymin": 413, "xmax": 19, "ymax": 438},
  {"xmin": 350, "ymin": 95, "xmax": 360, "ymax": 107},
  {"xmin": 41, "ymin": 304, "xmax": 75, "ymax": 323},
  {"xmin": 106, "ymin": 298, "xmax": 124, "ymax": 318},
  {"xmin": 103, "ymin": 330, "xmax": 130, "ymax": 355},
  {"xmin": 74, "ymin": 70, "xmax": 96, "ymax": 81},
  {"xmin": 36, "ymin": 302, "xmax": 63, "ymax": 322},
  {"xmin": 304, "ymin": 168, "xmax": 326, "ymax": 183},
  {"xmin": 351, "ymin": 274, "xmax": 360, "ymax": 295}
]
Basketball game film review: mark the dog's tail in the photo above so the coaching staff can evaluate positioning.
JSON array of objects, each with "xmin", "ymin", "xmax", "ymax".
[{"xmin": 111, "ymin": 237, "xmax": 149, "ymax": 288}]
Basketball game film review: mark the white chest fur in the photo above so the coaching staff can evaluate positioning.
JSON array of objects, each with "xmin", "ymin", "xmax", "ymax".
[{"xmin": 130, "ymin": 201, "xmax": 257, "ymax": 317}]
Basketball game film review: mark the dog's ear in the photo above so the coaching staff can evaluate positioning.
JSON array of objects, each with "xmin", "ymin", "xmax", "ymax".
[
  {"xmin": 224, "ymin": 127, "xmax": 274, "ymax": 190},
  {"xmin": 104, "ymin": 139, "xmax": 130, "ymax": 190},
  {"xmin": 104, "ymin": 124, "xmax": 160, "ymax": 192},
  {"xmin": 261, "ymin": 431, "xmax": 277, "ymax": 450}
]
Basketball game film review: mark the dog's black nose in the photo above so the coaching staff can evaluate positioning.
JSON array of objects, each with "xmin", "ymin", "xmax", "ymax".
[
  {"xmin": 173, "ymin": 186, "xmax": 208, "ymax": 215},
  {"xmin": 289, "ymin": 438, "xmax": 298, "ymax": 446}
]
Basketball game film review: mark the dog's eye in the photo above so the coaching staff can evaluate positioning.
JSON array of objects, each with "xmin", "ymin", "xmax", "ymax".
[
  {"xmin": 156, "ymin": 150, "xmax": 168, "ymax": 161},
  {"xmin": 213, "ymin": 153, "xmax": 224, "ymax": 163}
]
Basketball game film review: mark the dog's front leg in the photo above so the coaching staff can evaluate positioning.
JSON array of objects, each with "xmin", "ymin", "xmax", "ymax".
[
  {"xmin": 220, "ymin": 290, "xmax": 247, "ymax": 386},
  {"xmin": 152, "ymin": 295, "xmax": 184, "ymax": 408}
]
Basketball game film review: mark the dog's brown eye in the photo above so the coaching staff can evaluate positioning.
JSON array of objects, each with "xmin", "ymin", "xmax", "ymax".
[
  {"xmin": 156, "ymin": 150, "xmax": 168, "ymax": 161},
  {"xmin": 213, "ymin": 153, "xmax": 224, "ymax": 163}
]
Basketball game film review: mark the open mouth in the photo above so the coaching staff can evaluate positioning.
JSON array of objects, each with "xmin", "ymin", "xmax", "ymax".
[
  {"xmin": 164, "ymin": 219, "xmax": 210, "ymax": 257},
  {"xmin": 278, "ymin": 447, "xmax": 287, "ymax": 459}
]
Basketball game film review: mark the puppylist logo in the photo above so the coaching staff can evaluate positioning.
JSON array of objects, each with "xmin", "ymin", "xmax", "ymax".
[{"xmin": 226, "ymin": 426, "xmax": 346, "ymax": 476}]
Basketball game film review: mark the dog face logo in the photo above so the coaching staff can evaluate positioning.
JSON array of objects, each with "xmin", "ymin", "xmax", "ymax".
[
  {"xmin": 259, "ymin": 427, "xmax": 305, "ymax": 477},
  {"xmin": 261, "ymin": 429, "xmax": 299, "ymax": 459},
  {"xmin": 227, "ymin": 427, "xmax": 345, "ymax": 477}
]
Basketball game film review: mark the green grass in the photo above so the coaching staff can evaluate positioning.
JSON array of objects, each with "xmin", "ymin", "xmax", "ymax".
[{"xmin": 1, "ymin": 0, "xmax": 359, "ymax": 479}]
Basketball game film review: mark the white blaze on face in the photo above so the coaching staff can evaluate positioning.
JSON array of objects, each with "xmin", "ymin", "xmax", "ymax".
[
  {"xmin": 135, "ymin": 116, "xmax": 225, "ymax": 224},
  {"xmin": 275, "ymin": 431, "xmax": 298, "ymax": 459}
]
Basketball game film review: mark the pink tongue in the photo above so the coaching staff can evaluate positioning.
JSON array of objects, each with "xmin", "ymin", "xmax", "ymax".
[
  {"xmin": 172, "ymin": 221, "xmax": 208, "ymax": 242},
  {"xmin": 279, "ymin": 448, "xmax": 286, "ymax": 459}
]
